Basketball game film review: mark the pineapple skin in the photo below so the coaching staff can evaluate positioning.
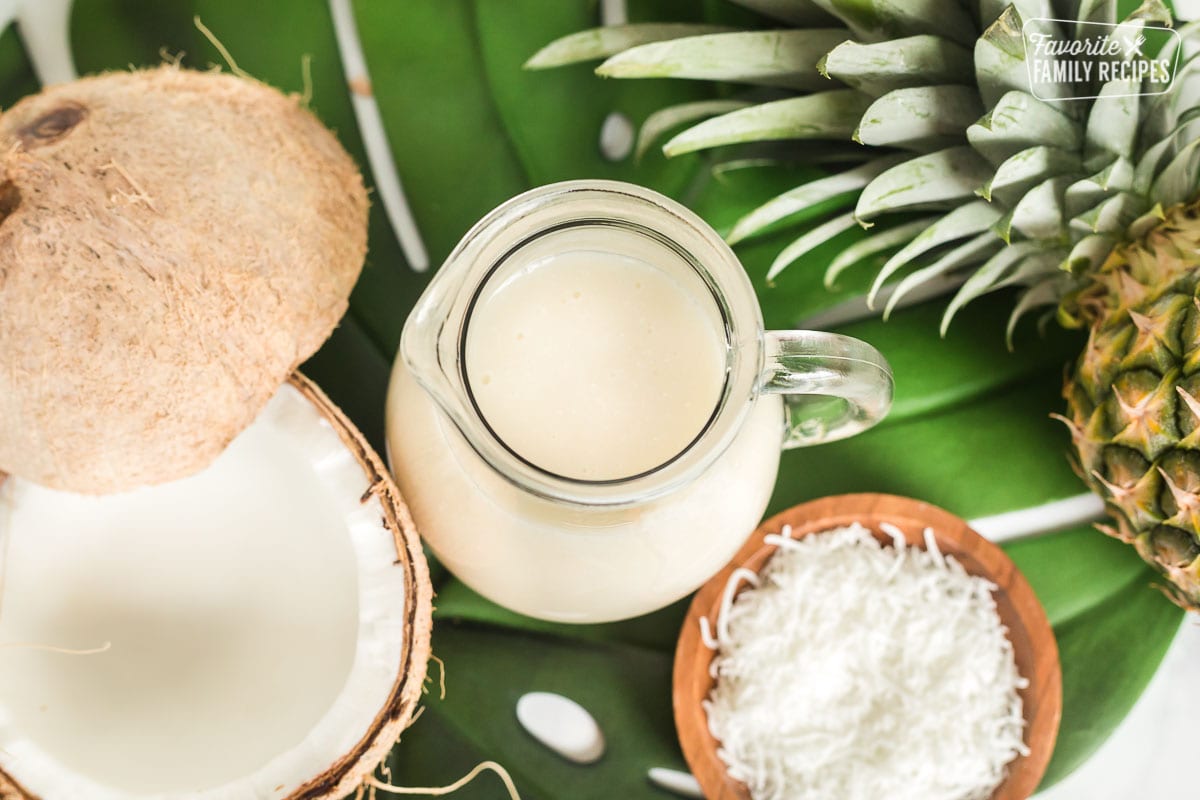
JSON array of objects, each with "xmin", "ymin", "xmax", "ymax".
[{"xmin": 1062, "ymin": 201, "xmax": 1200, "ymax": 607}]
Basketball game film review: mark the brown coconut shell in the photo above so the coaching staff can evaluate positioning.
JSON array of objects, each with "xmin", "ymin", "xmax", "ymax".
[
  {"xmin": 0, "ymin": 66, "xmax": 369, "ymax": 493},
  {"xmin": 0, "ymin": 373, "xmax": 434, "ymax": 800}
]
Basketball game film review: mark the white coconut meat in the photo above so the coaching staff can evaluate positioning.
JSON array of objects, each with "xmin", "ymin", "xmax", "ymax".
[{"xmin": 0, "ymin": 376, "xmax": 431, "ymax": 800}]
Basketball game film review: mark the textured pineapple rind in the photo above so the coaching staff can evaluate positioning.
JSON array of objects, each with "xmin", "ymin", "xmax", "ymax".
[{"xmin": 1063, "ymin": 200, "xmax": 1200, "ymax": 608}]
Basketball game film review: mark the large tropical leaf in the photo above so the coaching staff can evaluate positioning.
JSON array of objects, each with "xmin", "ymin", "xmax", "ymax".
[{"xmin": 34, "ymin": 1, "xmax": 1185, "ymax": 798}]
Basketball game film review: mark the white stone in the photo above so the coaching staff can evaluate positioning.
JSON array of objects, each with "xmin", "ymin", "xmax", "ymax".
[
  {"xmin": 600, "ymin": 112, "xmax": 635, "ymax": 161},
  {"xmin": 647, "ymin": 767, "xmax": 703, "ymax": 798},
  {"xmin": 515, "ymin": 692, "xmax": 605, "ymax": 764}
]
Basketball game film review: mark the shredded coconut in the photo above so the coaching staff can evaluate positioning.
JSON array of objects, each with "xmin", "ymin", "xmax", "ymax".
[{"xmin": 703, "ymin": 523, "xmax": 1028, "ymax": 800}]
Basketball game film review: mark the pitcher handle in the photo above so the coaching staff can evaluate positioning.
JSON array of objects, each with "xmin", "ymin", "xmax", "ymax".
[{"xmin": 760, "ymin": 331, "xmax": 894, "ymax": 449}]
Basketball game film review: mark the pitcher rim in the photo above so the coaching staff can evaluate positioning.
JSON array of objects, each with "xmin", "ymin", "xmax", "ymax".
[{"xmin": 400, "ymin": 179, "xmax": 766, "ymax": 507}]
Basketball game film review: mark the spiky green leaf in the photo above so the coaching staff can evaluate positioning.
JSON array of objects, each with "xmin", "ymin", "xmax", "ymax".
[
  {"xmin": 727, "ymin": 155, "xmax": 905, "ymax": 244},
  {"xmin": 806, "ymin": 0, "xmax": 976, "ymax": 46},
  {"xmin": 976, "ymin": 6, "xmax": 1042, "ymax": 107},
  {"xmin": 1150, "ymin": 135, "xmax": 1200, "ymax": 206},
  {"xmin": 1065, "ymin": 234, "xmax": 1118, "ymax": 275},
  {"xmin": 1084, "ymin": 80, "xmax": 1141, "ymax": 166},
  {"xmin": 716, "ymin": 142, "xmax": 880, "ymax": 170},
  {"xmin": 818, "ymin": 35, "xmax": 974, "ymax": 97},
  {"xmin": 1063, "ymin": 159, "xmax": 1136, "ymax": 220},
  {"xmin": 967, "ymin": 90, "xmax": 1082, "ymax": 165},
  {"xmin": 1128, "ymin": 204, "xmax": 1168, "ymax": 238},
  {"xmin": 941, "ymin": 243, "xmax": 1062, "ymax": 334},
  {"xmin": 766, "ymin": 211, "xmax": 859, "ymax": 281},
  {"xmin": 856, "ymin": 146, "xmax": 993, "ymax": 220},
  {"xmin": 855, "ymin": 85, "xmax": 984, "ymax": 150},
  {"xmin": 728, "ymin": 0, "xmax": 839, "ymax": 25},
  {"xmin": 883, "ymin": 232, "xmax": 1003, "ymax": 318},
  {"xmin": 1135, "ymin": 106, "xmax": 1200, "ymax": 194},
  {"xmin": 983, "ymin": 146, "xmax": 1083, "ymax": 205},
  {"xmin": 1071, "ymin": 191, "xmax": 1153, "ymax": 234},
  {"xmin": 1157, "ymin": 17, "xmax": 1200, "ymax": 63},
  {"xmin": 663, "ymin": 89, "xmax": 871, "ymax": 156},
  {"xmin": 1065, "ymin": 164, "xmax": 1121, "ymax": 219},
  {"xmin": 869, "ymin": 201, "xmax": 1003, "ymax": 304},
  {"xmin": 1007, "ymin": 275, "xmax": 1072, "ymax": 345},
  {"xmin": 825, "ymin": 217, "xmax": 936, "ymax": 286},
  {"xmin": 1123, "ymin": 0, "xmax": 1174, "ymax": 26},
  {"xmin": 978, "ymin": 0, "xmax": 1054, "ymax": 26},
  {"xmin": 1093, "ymin": 156, "xmax": 1136, "ymax": 194},
  {"xmin": 524, "ymin": 24, "xmax": 732, "ymax": 68},
  {"xmin": 997, "ymin": 175, "xmax": 1071, "ymax": 241},
  {"xmin": 1143, "ymin": 30, "xmax": 1200, "ymax": 144},
  {"xmin": 1074, "ymin": 0, "xmax": 1117, "ymax": 29},
  {"xmin": 597, "ymin": 29, "xmax": 850, "ymax": 91},
  {"xmin": 636, "ymin": 99, "xmax": 751, "ymax": 159}
]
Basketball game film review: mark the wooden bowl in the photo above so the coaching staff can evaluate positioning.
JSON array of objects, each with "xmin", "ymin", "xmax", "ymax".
[{"xmin": 674, "ymin": 493, "xmax": 1062, "ymax": 800}]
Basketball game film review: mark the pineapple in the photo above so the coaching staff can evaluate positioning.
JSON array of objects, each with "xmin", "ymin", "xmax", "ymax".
[
  {"xmin": 529, "ymin": 1, "xmax": 1200, "ymax": 605},
  {"xmin": 1060, "ymin": 200, "xmax": 1200, "ymax": 605}
]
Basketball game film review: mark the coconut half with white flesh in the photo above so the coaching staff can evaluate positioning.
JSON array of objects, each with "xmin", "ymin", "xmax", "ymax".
[
  {"xmin": 0, "ymin": 66, "xmax": 433, "ymax": 798},
  {"xmin": 0, "ymin": 374, "xmax": 432, "ymax": 799}
]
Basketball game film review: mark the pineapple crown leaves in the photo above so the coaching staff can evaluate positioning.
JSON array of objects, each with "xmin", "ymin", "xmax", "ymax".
[{"xmin": 528, "ymin": 0, "xmax": 1200, "ymax": 342}]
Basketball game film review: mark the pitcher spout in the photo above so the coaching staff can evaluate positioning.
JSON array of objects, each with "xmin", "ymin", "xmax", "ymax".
[{"xmin": 399, "ymin": 267, "xmax": 459, "ymax": 421}]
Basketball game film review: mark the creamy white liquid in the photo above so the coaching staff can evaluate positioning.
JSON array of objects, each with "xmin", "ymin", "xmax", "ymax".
[
  {"xmin": 389, "ymin": 249, "xmax": 784, "ymax": 622},
  {"xmin": 465, "ymin": 251, "xmax": 725, "ymax": 480}
]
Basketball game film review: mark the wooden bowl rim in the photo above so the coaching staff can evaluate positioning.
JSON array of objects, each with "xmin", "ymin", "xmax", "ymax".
[{"xmin": 673, "ymin": 492, "xmax": 1062, "ymax": 800}]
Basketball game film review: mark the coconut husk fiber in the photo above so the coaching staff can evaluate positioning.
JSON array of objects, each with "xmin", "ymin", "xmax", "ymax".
[{"xmin": 0, "ymin": 66, "xmax": 369, "ymax": 493}]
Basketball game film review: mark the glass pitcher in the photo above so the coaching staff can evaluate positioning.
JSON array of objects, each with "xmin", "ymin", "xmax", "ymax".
[{"xmin": 386, "ymin": 181, "xmax": 893, "ymax": 623}]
